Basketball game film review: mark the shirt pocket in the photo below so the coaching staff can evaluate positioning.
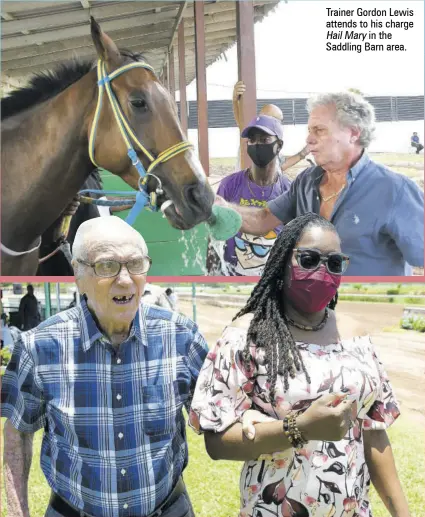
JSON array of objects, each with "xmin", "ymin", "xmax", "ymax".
[{"xmin": 141, "ymin": 380, "xmax": 189, "ymax": 436}]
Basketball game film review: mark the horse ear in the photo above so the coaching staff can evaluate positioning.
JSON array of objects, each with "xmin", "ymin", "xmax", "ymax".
[{"xmin": 90, "ymin": 16, "xmax": 121, "ymax": 68}]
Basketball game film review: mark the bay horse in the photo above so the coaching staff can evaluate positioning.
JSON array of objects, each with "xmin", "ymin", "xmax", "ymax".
[
  {"xmin": 1, "ymin": 17, "xmax": 214, "ymax": 275},
  {"xmin": 36, "ymin": 169, "xmax": 103, "ymax": 276}
]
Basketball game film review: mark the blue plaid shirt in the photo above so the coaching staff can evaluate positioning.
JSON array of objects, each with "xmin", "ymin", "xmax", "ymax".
[{"xmin": 1, "ymin": 299, "xmax": 208, "ymax": 517}]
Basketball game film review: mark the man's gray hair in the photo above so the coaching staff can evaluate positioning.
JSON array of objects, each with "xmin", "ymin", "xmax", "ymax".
[
  {"xmin": 307, "ymin": 91, "xmax": 376, "ymax": 147},
  {"xmin": 72, "ymin": 217, "xmax": 148, "ymax": 278}
]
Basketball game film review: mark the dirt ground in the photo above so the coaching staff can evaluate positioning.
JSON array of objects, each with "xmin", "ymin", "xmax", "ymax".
[{"xmin": 179, "ymin": 299, "xmax": 425, "ymax": 425}]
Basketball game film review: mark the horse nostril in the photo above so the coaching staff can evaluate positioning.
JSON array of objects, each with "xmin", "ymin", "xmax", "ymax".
[{"xmin": 184, "ymin": 183, "xmax": 205, "ymax": 207}]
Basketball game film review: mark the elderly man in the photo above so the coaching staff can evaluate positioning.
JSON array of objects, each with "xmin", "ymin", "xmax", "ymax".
[
  {"xmin": 218, "ymin": 91, "xmax": 424, "ymax": 276},
  {"xmin": 1, "ymin": 217, "xmax": 207, "ymax": 517}
]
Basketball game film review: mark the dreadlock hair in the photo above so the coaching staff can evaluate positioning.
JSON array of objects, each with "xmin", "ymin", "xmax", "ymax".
[{"xmin": 233, "ymin": 213, "xmax": 339, "ymax": 400}]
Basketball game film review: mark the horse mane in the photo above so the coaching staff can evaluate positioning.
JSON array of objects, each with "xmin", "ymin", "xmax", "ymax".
[{"xmin": 1, "ymin": 50, "xmax": 149, "ymax": 121}]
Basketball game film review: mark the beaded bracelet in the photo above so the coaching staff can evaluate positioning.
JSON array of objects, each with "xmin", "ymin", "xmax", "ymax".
[{"xmin": 283, "ymin": 415, "xmax": 307, "ymax": 449}]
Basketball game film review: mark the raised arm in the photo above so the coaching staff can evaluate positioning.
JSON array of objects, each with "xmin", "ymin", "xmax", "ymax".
[
  {"xmin": 281, "ymin": 145, "xmax": 309, "ymax": 172},
  {"xmin": 3, "ymin": 421, "xmax": 34, "ymax": 517},
  {"xmin": 232, "ymin": 81, "xmax": 246, "ymax": 133}
]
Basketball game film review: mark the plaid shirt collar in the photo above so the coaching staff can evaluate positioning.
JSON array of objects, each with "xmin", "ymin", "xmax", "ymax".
[{"xmin": 78, "ymin": 296, "xmax": 147, "ymax": 352}]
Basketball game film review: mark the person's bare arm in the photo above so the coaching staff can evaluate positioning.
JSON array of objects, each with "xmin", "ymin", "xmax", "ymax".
[
  {"xmin": 214, "ymin": 197, "xmax": 281, "ymax": 236},
  {"xmin": 238, "ymin": 206, "xmax": 281, "ymax": 236},
  {"xmin": 205, "ymin": 394, "xmax": 355, "ymax": 461},
  {"xmin": 205, "ymin": 420, "xmax": 292, "ymax": 461},
  {"xmin": 281, "ymin": 146, "xmax": 309, "ymax": 172},
  {"xmin": 3, "ymin": 420, "xmax": 34, "ymax": 517},
  {"xmin": 232, "ymin": 81, "xmax": 246, "ymax": 133},
  {"xmin": 364, "ymin": 429, "xmax": 410, "ymax": 517}
]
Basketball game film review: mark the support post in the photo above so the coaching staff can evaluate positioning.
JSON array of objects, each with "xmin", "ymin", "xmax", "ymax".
[
  {"xmin": 236, "ymin": 0, "xmax": 257, "ymax": 170},
  {"xmin": 194, "ymin": 0, "xmax": 209, "ymax": 175},
  {"xmin": 178, "ymin": 21, "xmax": 188, "ymax": 134},
  {"xmin": 169, "ymin": 47, "xmax": 175, "ymax": 99}
]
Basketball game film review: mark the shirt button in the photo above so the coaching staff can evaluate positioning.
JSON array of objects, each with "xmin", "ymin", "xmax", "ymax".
[
  {"xmin": 121, "ymin": 469, "xmax": 126, "ymax": 475},
  {"xmin": 118, "ymin": 432, "xmax": 124, "ymax": 439},
  {"xmin": 123, "ymin": 503, "xmax": 128, "ymax": 509},
  {"xmin": 117, "ymin": 358, "xmax": 122, "ymax": 364},
  {"xmin": 116, "ymin": 394, "xmax": 122, "ymax": 401}
]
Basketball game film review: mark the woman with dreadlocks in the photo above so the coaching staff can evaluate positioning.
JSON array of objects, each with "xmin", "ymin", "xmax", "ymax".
[{"xmin": 190, "ymin": 213, "xmax": 408, "ymax": 517}]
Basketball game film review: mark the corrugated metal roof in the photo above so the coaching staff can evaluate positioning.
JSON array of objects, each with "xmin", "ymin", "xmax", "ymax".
[{"xmin": 1, "ymin": 0, "xmax": 279, "ymax": 87}]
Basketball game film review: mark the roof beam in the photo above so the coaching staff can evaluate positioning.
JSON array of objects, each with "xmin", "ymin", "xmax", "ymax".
[
  {"xmin": 1, "ymin": 2, "xmax": 176, "ymax": 37},
  {"xmin": 0, "ymin": 0, "xmax": 268, "ymax": 46},
  {"xmin": 168, "ymin": 1, "xmax": 187, "ymax": 53},
  {"xmin": 1, "ymin": 11, "xmax": 15, "ymax": 21},
  {"xmin": 2, "ymin": 21, "xmax": 175, "ymax": 62},
  {"xmin": 2, "ymin": 40, "xmax": 170, "ymax": 75},
  {"xmin": 1, "ymin": 8, "xmax": 259, "ymax": 64},
  {"xmin": 2, "ymin": 31, "xmax": 173, "ymax": 71},
  {"xmin": 1, "ymin": 2, "xmax": 65, "ymax": 13},
  {"xmin": 2, "ymin": 8, "xmax": 181, "ymax": 49}
]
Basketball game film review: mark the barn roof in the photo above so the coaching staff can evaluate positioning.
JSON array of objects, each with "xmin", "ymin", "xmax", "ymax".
[{"xmin": 1, "ymin": 0, "xmax": 279, "ymax": 87}]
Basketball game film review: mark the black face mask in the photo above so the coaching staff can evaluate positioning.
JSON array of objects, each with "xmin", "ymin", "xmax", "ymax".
[{"xmin": 247, "ymin": 142, "xmax": 279, "ymax": 168}]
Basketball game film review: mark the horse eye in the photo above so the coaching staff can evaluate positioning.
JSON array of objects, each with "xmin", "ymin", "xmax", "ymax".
[{"xmin": 131, "ymin": 98, "xmax": 148, "ymax": 110}]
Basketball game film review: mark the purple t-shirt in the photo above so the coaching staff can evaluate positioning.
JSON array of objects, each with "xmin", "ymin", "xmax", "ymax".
[{"xmin": 217, "ymin": 169, "xmax": 291, "ymax": 276}]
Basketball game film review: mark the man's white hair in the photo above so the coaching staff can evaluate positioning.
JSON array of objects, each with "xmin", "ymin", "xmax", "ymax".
[
  {"xmin": 306, "ymin": 91, "xmax": 376, "ymax": 147},
  {"xmin": 72, "ymin": 217, "xmax": 148, "ymax": 276}
]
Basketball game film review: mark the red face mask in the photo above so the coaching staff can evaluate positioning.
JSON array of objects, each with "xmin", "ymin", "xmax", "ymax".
[{"xmin": 286, "ymin": 264, "xmax": 341, "ymax": 313}]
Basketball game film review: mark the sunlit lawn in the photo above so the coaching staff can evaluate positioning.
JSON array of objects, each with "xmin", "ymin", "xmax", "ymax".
[{"xmin": 1, "ymin": 415, "xmax": 424, "ymax": 517}]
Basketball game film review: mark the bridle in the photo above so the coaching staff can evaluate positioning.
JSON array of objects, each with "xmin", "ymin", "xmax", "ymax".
[
  {"xmin": 87, "ymin": 58, "xmax": 193, "ymax": 224},
  {"xmin": 1, "ymin": 58, "xmax": 193, "ymax": 259}
]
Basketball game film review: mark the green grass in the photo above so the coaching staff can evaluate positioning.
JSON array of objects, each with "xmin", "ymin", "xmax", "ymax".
[{"xmin": 2, "ymin": 415, "xmax": 424, "ymax": 517}]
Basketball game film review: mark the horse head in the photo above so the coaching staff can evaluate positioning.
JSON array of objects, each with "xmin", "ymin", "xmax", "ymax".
[{"xmin": 87, "ymin": 18, "xmax": 214, "ymax": 230}]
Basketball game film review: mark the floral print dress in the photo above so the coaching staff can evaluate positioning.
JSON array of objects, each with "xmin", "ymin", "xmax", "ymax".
[{"xmin": 189, "ymin": 326, "xmax": 400, "ymax": 517}]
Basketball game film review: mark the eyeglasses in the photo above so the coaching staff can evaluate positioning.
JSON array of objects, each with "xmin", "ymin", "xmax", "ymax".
[
  {"xmin": 77, "ymin": 256, "xmax": 152, "ymax": 278},
  {"xmin": 293, "ymin": 248, "xmax": 349, "ymax": 275}
]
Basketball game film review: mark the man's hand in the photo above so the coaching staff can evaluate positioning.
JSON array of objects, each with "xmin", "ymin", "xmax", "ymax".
[
  {"xmin": 297, "ymin": 393, "xmax": 357, "ymax": 442},
  {"xmin": 242, "ymin": 409, "xmax": 276, "ymax": 440},
  {"xmin": 233, "ymin": 80, "xmax": 246, "ymax": 101}
]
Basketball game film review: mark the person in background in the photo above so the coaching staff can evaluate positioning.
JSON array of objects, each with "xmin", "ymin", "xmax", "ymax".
[
  {"xmin": 233, "ymin": 80, "xmax": 309, "ymax": 172},
  {"xmin": 216, "ymin": 91, "xmax": 424, "ymax": 276},
  {"xmin": 18, "ymin": 285, "xmax": 41, "ymax": 331},
  {"xmin": 142, "ymin": 283, "xmax": 173, "ymax": 310},
  {"xmin": 166, "ymin": 288, "xmax": 178, "ymax": 311},
  {"xmin": 207, "ymin": 115, "xmax": 290, "ymax": 276},
  {"xmin": 411, "ymin": 132, "xmax": 423, "ymax": 154},
  {"xmin": 192, "ymin": 213, "xmax": 410, "ymax": 517},
  {"xmin": 67, "ymin": 291, "xmax": 78, "ymax": 309}
]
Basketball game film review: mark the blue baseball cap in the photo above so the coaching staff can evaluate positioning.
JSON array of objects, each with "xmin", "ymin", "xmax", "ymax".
[{"xmin": 241, "ymin": 115, "xmax": 283, "ymax": 140}]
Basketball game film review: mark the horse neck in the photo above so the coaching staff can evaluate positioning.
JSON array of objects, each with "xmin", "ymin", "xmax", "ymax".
[{"xmin": 1, "ymin": 71, "xmax": 97, "ymax": 250}]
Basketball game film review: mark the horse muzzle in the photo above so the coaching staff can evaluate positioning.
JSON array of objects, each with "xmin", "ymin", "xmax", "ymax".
[{"xmin": 160, "ymin": 182, "xmax": 214, "ymax": 230}]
